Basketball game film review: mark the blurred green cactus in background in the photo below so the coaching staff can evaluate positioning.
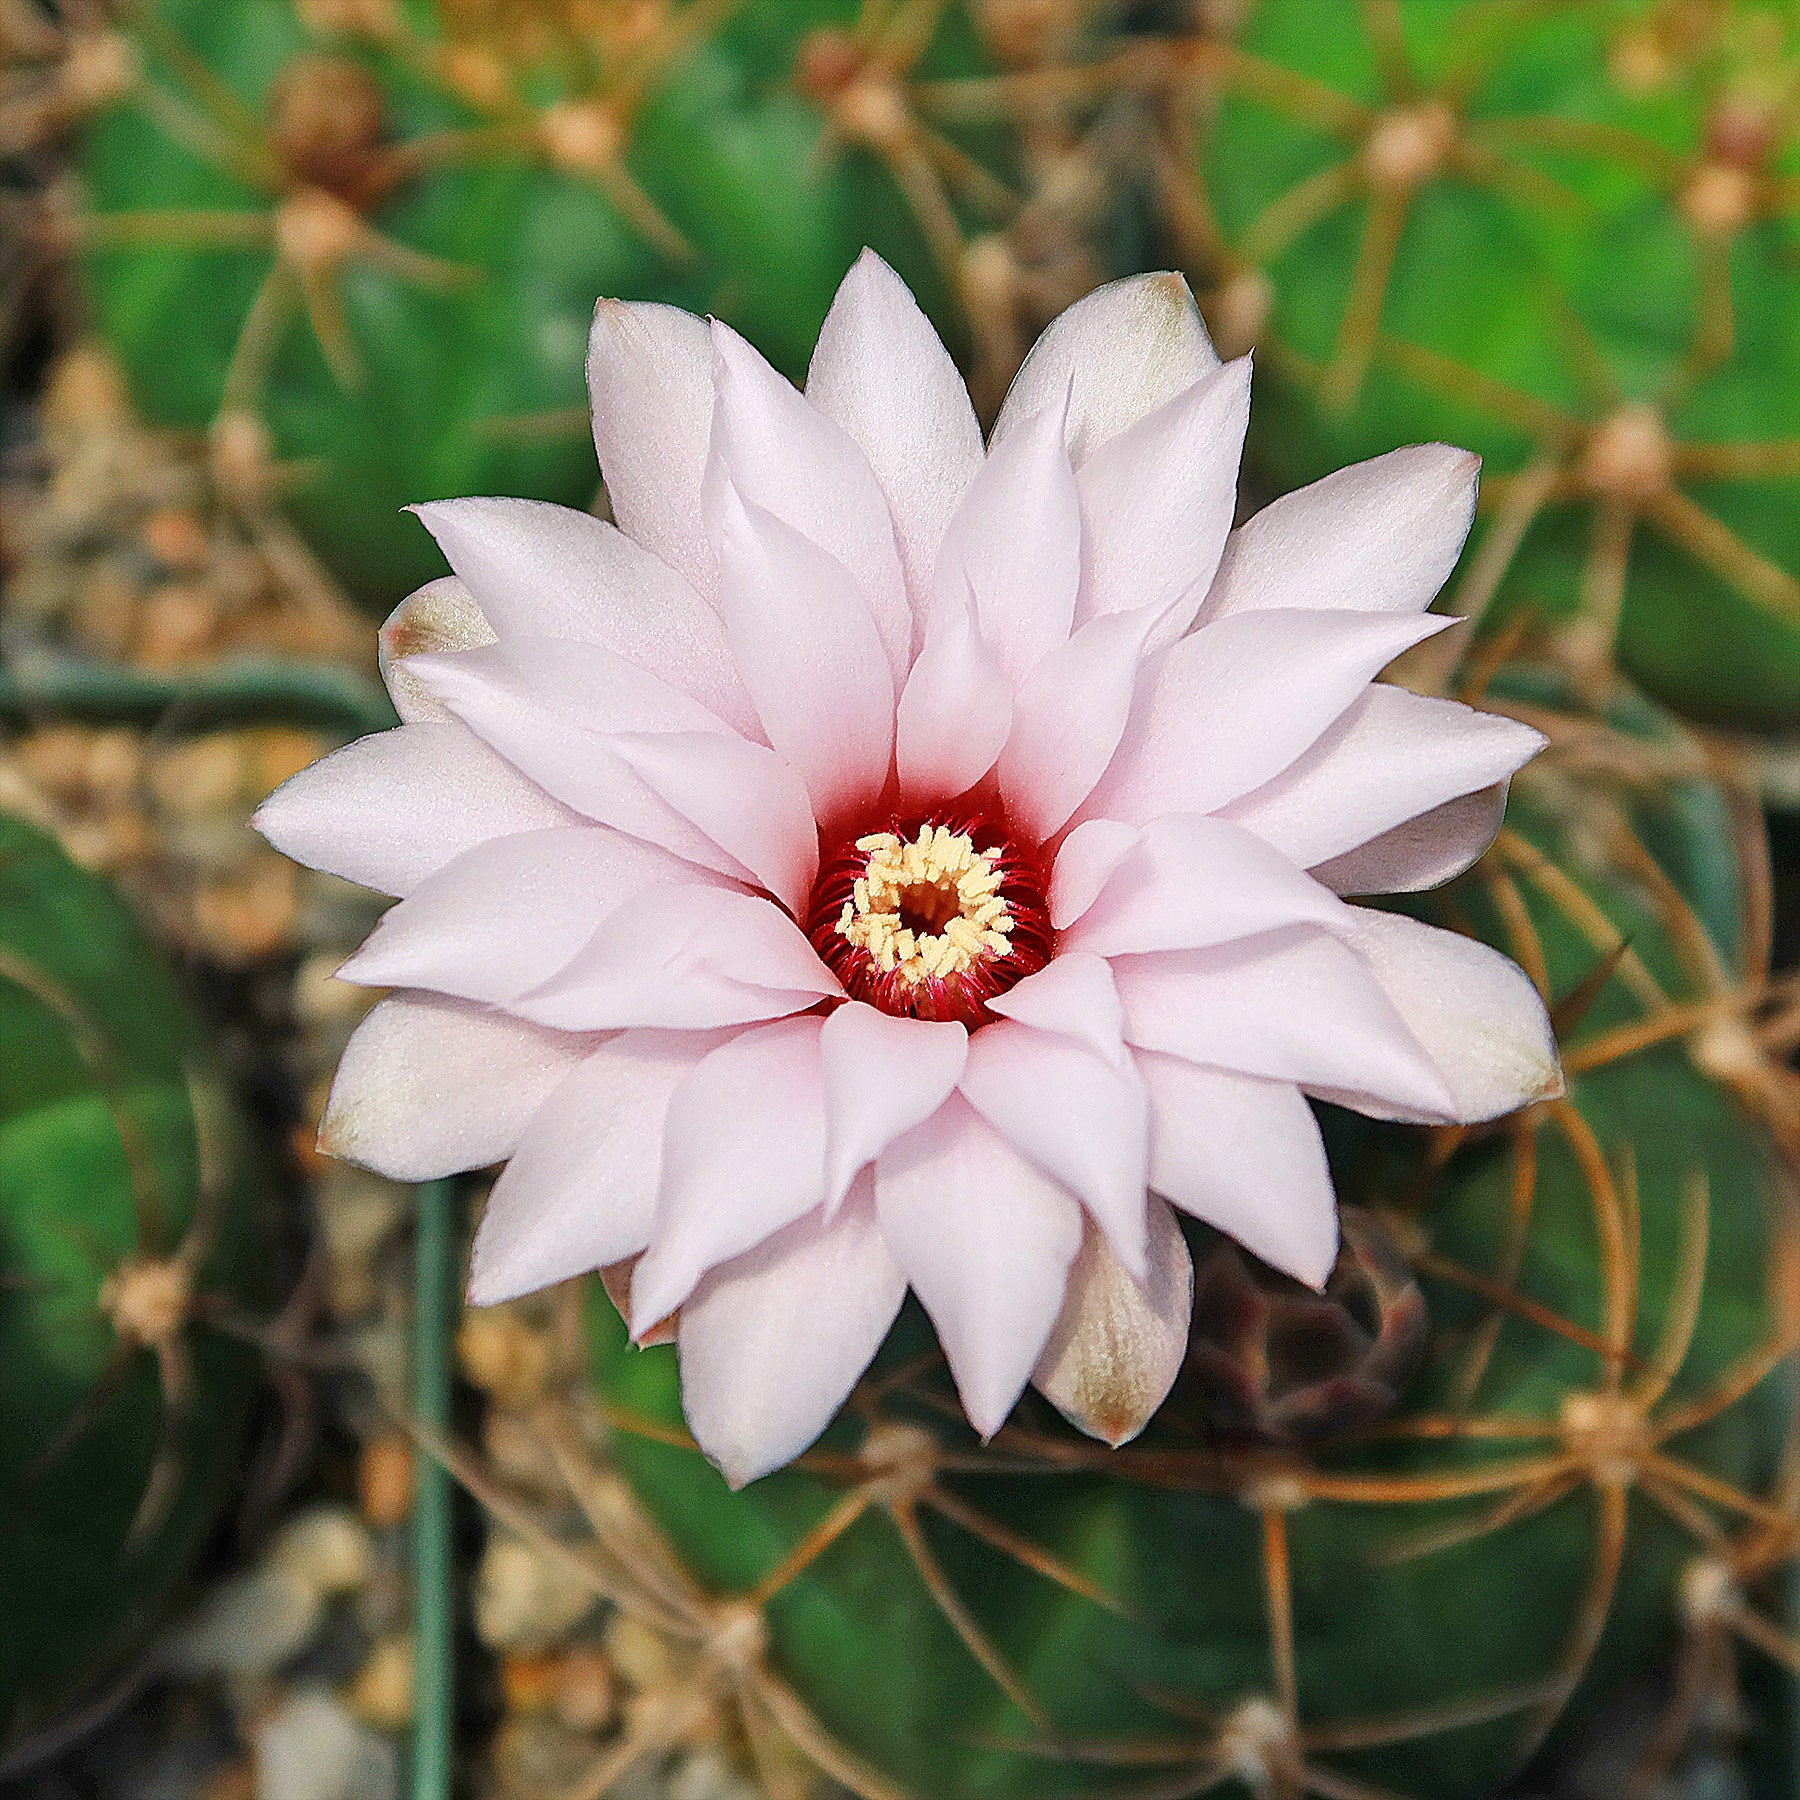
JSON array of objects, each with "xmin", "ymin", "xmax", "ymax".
[
  {"xmin": 75, "ymin": 0, "xmax": 1129, "ymax": 607},
  {"xmin": 580, "ymin": 682, "xmax": 1800, "ymax": 1800},
  {"xmin": 1162, "ymin": 0, "xmax": 1800, "ymax": 730},
  {"xmin": 0, "ymin": 814, "xmax": 272, "ymax": 1768}
]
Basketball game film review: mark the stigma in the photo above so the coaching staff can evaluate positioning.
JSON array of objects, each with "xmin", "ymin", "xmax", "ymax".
[{"xmin": 806, "ymin": 812, "xmax": 1052, "ymax": 1025}]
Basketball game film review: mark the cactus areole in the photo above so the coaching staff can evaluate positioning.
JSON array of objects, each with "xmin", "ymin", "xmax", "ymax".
[
  {"xmin": 260, "ymin": 253, "xmax": 1563, "ymax": 1489},
  {"xmin": 78, "ymin": 0, "xmax": 993, "ymax": 603},
  {"xmin": 1189, "ymin": 0, "xmax": 1800, "ymax": 729}
]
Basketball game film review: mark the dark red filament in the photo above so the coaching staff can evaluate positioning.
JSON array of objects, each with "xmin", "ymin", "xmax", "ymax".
[{"xmin": 805, "ymin": 808, "xmax": 1053, "ymax": 1027}]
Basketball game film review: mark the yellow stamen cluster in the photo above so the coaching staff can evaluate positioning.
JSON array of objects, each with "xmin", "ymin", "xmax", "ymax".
[{"xmin": 837, "ymin": 826, "xmax": 1014, "ymax": 987}]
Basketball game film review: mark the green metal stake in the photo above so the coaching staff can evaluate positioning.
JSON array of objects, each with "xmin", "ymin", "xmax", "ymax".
[{"xmin": 411, "ymin": 1177, "xmax": 457, "ymax": 1800}]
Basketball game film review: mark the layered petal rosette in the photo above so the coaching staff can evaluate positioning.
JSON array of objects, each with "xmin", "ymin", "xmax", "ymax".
[{"xmin": 258, "ymin": 254, "xmax": 1560, "ymax": 1485}]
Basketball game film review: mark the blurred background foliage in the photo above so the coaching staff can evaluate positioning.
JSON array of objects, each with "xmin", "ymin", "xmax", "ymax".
[{"xmin": 9, "ymin": 2, "xmax": 1800, "ymax": 1798}]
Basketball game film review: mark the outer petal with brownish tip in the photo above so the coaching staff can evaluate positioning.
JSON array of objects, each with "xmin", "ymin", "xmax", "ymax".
[
  {"xmin": 379, "ymin": 576, "xmax": 494, "ymax": 722},
  {"xmin": 1329, "ymin": 907, "xmax": 1562, "ymax": 1124},
  {"xmin": 992, "ymin": 271, "xmax": 1220, "ymax": 465},
  {"xmin": 320, "ymin": 992, "xmax": 597, "ymax": 1182},
  {"xmin": 1032, "ymin": 1202, "xmax": 1193, "ymax": 1446}
]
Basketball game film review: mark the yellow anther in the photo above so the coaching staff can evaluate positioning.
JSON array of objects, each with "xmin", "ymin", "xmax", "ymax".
[{"xmin": 838, "ymin": 827, "xmax": 1016, "ymax": 989}]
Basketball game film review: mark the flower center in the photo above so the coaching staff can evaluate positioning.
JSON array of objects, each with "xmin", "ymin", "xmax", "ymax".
[{"xmin": 806, "ymin": 814, "xmax": 1052, "ymax": 1025}]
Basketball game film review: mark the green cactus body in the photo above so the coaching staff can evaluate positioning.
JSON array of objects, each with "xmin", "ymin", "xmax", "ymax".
[
  {"xmin": 584, "ymin": 685, "xmax": 1796, "ymax": 1799},
  {"xmin": 78, "ymin": 0, "xmax": 999, "ymax": 607},
  {"xmin": 1179, "ymin": 1, "xmax": 1800, "ymax": 729},
  {"xmin": 0, "ymin": 816, "xmax": 272, "ymax": 1764}
]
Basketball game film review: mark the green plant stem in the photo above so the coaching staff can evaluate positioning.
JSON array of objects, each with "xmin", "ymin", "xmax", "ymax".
[
  {"xmin": 411, "ymin": 1177, "xmax": 457, "ymax": 1800},
  {"xmin": 0, "ymin": 653, "xmax": 396, "ymax": 739}
]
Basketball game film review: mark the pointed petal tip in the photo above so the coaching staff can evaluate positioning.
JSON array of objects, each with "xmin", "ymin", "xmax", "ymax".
[
  {"xmin": 967, "ymin": 1406, "xmax": 1008, "ymax": 1445},
  {"xmin": 1032, "ymin": 1202, "xmax": 1190, "ymax": 1445},
  {"xmin": 708, "ymin": 314, "xmax": 755, "ymax": 373},
  {"xmin": 1294, "ymin": 1225, "xmax": 1340, "ymax": 1294},
  {"xmin": 706, "ymin": 1435, "xmax": 786, "ymax": 1489},
  {"xmin": 624, "ymin": 1275, "xmax": 682, "ymax": 1347},
  {"xmin": 465, "ymin": 1234, "xmax": 588, "ymax": 1311},
  {"xmin": 464, "ymin": 1266, "xmax": 507, "ymax": 1309},
  {"xmin": 952, "ymin": 1369, "xmax": 1022, "ymax": 1444},
  {"xmin": 329, "ymin": 943, "xmax": 377, "ymax": 987},
  {"xmin": 1093, "ymin": 1417, "xmax": 1144, "ymax": 1450},
  {"xmin": 627, "ymin": 1273, "xmax": 682, "ymax": 1343}
]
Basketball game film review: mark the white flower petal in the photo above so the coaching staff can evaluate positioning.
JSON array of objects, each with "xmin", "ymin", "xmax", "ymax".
[
  {"xmin": 1138, "ymin": 1053, "xmax": 1339, "ymax": 1289},
  {"xmin": 514, "ymin": 885, "xmax": 838, "ymax": 1033},
  {"xmin": 806, "ymin": 250, "xmax": 984, "ymax": 620},
  {"xmin": 959, "ymin": 1018, "xmax": 1151, "ymax": 1277},
  {"xmin": 999, "ymin": 606, "xmax": 1160, "ymax": 843},
  {"xmin": 1032, "ymin": 1202, "xmax": 1192, "ymax": 1446},
  {"xmin": 993, "ymin": 272, "xmax": 1220, "ymax": 465},
  {"xmin": 987, "ymin": 949, "xmax": 1127, "ymax": 1065},
  {"xmin": 820, "ymin": 1004, "xmax": 968, "ymax": 1208},
  {"xmin": 1084, "ymin": 608, "xmax": 1452, "ymax": 827},
  {"xmin": 587, "ymin": 298, "xmax": 717, "ymax": 599},
  {"xmin": 710, "ymin": 480, "xmax": 894, "ymax": 824},
  {"xmin": 467, "ymin": 1030, "xmax": 731, "ymax": 1305},
  {"xmin": 405, "ymin": 644, "xmax": 750, "ymax": 881},
  {"xmin": 320, "ymin": 992, "xmax": 593, "ymax": 1180},
  {"xmin": 705, "ymin": 320, "xmax": 912, "ymax": 675},
  {"xmin": 1309, "ymin": 786, "xmax": 1510, "ymax": 897},
  {"xmin": 410, "ymin": 637, "xmax": 722, "ymax": 738},
  {"xmin": 609, "ymin": 729, "xmax": 819, "ymax": 913},
  {"xmin": 252, "ymin": 723, "xmax": 576, "ymax": 899},
  {"xmin": 379, "ymin": 577, "xmax": 495, "ymax": 723},
  {"xmin": 336, "ymin": 826, "xmax": 731, "ymax": 1003},
  {"xmin": 1060, "ymin": 815, "xmax": 1350, "ymax": 958},
  {"xmin": 631, "ymin": 1016, "xmax": 829, "ymax": 1329},
  {"xmin": 895, "ymin": 573, "xmax": 1012, "ymax": 807},
  {"xmin": 1333, "ymin": 907, "xmax": 1562, "ymax": 1124},
  {"xmin": 1201, "ymin": 444, "xmax": 1480, "ymax": 623},
  {"xmin": 875, "ymin": 1094, "xmax": 1083, "ymax": 1438},
  {"xmin": 679, "ymin": 1176, "xmax": 906, "ymax": 1487},
  {"xmin": 1222, "ymin": 685, "xmax": 1544, "ymax": 876},
  {"xmin": 1113, "ymin": 927, "xmax": 1458, "ymax": 1122},
  {"xmin": 934, "ymin": 392, "xmax": 1081, "ymax": 687},
  {"xmin": 1049, "ymin": 819, "xmax": 1143, "ymax": 931},
  {"xmin": 410, "ymin": 496, "xmax": 758, "ymax": 736},
  {"xmin": 1075, "ymin": 356, "xmax": 1251, "ymax": 649}
]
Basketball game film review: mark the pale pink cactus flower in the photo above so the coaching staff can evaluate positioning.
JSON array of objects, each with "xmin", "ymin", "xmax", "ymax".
[{"xmin": 257, "ymin": 253, "xmax": 1560, "ymax": 1485}]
